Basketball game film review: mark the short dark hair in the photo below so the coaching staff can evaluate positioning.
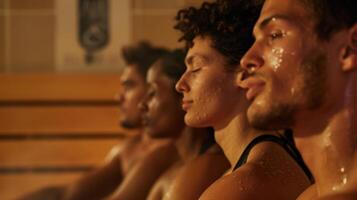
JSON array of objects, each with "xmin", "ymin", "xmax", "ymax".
[
  {"xmin": 297, "ymin": 0, "xmax": 357, "ymax": 41},
  {"xmin": 175, "ymin": 0, "xmax": 263, "ymax": 71},
  {"xmin": 121, "ymin": 41, "xmax": 168, "ymax": 77},
  {"xmin": 156, "ymin": 49, "xmax": 187, "ymax": 83}
]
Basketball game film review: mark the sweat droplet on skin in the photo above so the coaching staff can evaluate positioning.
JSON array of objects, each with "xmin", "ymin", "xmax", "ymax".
[
  {"xmin": 332, "ymin": 173, "xmax": 348, "ymax": 191},
  {"xmin": 271, "ymin": 48, "xmax": 284, "ymax": 71},
  {"xmin": 254, "ymin": 98, "xmax": 264, "ymax": 107}
]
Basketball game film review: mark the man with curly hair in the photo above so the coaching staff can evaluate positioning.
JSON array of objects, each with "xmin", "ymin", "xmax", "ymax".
[{"xmin": 174, "ymin": 0, "xmax": 312, "ymax": 199}]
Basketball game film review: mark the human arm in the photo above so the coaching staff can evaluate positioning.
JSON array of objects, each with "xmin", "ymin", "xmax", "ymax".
[
  {"xmin": 108, "ymin": 143, "xmax": 178, "ymax": 200},
  {"xmin": 16, "ymin": 145, "xmax": 124, "ymax": 200}
]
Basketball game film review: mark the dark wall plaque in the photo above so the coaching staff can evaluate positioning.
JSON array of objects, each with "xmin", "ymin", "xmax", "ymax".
[{"xmin": 78, "ymin": 0, "xmax": 109, "ymax": 63}]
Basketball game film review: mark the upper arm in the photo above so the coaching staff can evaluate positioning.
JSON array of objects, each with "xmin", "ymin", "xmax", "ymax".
[
  {"xmin": 108, "ymin": 144, "xmax": 178, "ymax": 200},
  {"xmin": 62, "ymin": 146, "xmax": 124, "ymax": 200},
  {"xmin": 16, "ymin": 186, "xmax": 66, "ymax": 200},
  {"xmin": 146, "ymin": 177, "xmax": 165, "ymax": 200}
]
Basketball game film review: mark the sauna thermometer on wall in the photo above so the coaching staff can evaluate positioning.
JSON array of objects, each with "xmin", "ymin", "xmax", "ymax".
[{"xmin": 78, "ymin": 0, "xmax": 109, "ymax": 64}]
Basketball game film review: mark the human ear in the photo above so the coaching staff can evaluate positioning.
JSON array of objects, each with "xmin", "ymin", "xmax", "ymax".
[{"xmin": 340, "ymin": 24, "xmax": 357, "ymax": 72}]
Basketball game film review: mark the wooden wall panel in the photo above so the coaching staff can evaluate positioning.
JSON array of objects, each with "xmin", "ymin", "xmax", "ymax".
[
  {"xmin": 0, "ymin": 74, "xmax": 133, "ymax": 199},
  {"xmin": 0, "ymin": 74, "xmax": 121, "ymax": 102},
  {"xmin": 0, "ymin": 173, "xmax": 83, "ymax": 200},
  {"xmin": 0, "ymin": 106, "xmax": 125, "ymax": 134},
  {"xmin": 0, "ymin": 139, "xmax": 121, "ymax": 167}
]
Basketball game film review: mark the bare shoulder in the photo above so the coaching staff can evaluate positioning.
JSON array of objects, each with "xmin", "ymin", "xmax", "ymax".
[
  {"xmin": 107, "ymin": 142, "xmax": 178, "ymax": 200},
  {"xmin": 297, "ymin": 184, "xmax": 318, "ymax": 200},
  {"xmin": 126, "ymin": 139, "xmax": 178, "ymax": 176},
  {"xmin": 147, "ymin": 162, "xmax": 183, "ymax": 200},
  {"xmin": 117, "ymin": 134, "xmax": 142, "ymax": 153},
  {"xmin": 200, "ymin": 141, "xmax": 311, "ymax": 200},
  {"xmin": 167, "ymin": 152, "xmax": 229, "ymax": 200},
  {"xmin": 316, "ymin": 192, "xmax": 357, "ymax": 200},
  {"xmin": 145, "ymin": 143, "xmax": 178, "ymax": 166},
  {"xmin": 199, "ymin": 162, "xmax": 272, "ymax": 200},
  {"xmin": 298, "ymin": 182, "xmax": 357, "ymax": 200},
  {"xmin": 104, "ymin": 134, "xmax": 142, "ymax": 162}
]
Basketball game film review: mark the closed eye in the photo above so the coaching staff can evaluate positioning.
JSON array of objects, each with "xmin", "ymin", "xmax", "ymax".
[
  {"xmin": 191, "ymin": 68, "xmax": 201, "ymax": 73},
  {"xmin": 269, "ymin": 30, "xmax": 285, "ymax": 41},
  {"xmin": 147, "ymin": 90, "xmax": 156, "ymax": 98}
]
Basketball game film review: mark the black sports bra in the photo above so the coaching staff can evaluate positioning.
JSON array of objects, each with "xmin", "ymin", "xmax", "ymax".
[{"xmin": 232, "ymin": 133, "xmax": 314, "ymax": 182}]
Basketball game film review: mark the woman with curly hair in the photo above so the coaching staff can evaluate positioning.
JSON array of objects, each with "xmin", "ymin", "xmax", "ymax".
[{"xmin": 174, "ymin": 0, "xmax": 313, "ymax": 199}]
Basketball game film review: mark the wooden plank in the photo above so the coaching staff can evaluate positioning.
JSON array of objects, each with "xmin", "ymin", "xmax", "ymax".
[
  {"xmin": 0, "ymin": 73, "xmax": 130, "ymax": 200},
  {"xmin": 0, "ymin": 73, "xmax": 121, "ymax": 102},
  {"xmin": 0, "ymin": 105, "xmax": 129, "ymax": 134},
  {"xmin": 0, "ymin": 173, "xmax": 84, "ymax": 200},
  {"xmin": 0, "ymin": 139, "xmax": 122, "ymax": 167}
]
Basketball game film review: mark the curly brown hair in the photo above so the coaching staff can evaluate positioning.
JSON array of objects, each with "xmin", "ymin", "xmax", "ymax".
[{"xmin": 174, "ymin": 0, "xmax": 263, "ymax": 71}]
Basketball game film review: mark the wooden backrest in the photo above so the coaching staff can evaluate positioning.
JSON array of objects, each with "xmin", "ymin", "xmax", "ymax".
[{"xmin": 0, "ymin": 73, "xmax": 134, "ymax": 199}]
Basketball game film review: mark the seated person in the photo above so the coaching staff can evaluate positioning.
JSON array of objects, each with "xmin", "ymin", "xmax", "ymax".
[
  {"xmin": 137, "ymin": 49, "xmax": 229, "ymax": 200},
  {"xmin": 174, "ymin": 1, "xmax": 313, "ymax": 199},
  {"xmin": 17, "ymin": 42, "xmax": 178, "ymax": 200},
  {"xmin": 239, "ymin": 0, "xmax": 357, "ymax": 199}
]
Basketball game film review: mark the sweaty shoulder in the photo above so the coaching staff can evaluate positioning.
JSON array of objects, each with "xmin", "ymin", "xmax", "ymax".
[
  {"xmin": 108, "ymin": 140, "xmax": 178, "ymax": 200},
  {"xmin": 105, "ymin": 134, "xmax": 142, "ymax": 162},
  {"xmin": 297, "ymin": 184, "xmax": 318, "ymax": 200},
  {"xmin": 316, "ymin": 192, "xmax": 357, "ymax": 200},
  {"xmin": 167, "ymin": 151, "xmax": 229, "ymax": 200},
  {"xmin": 199, "ymin": 162, "xmax": 274, "ymax": 200},
  {"xmin": 200, "ymin": 142, "xmax": 310, "ymax": 200},
  {"xmin": 104, "ymin": 134, "xmax": 143, "ymax": 176}
]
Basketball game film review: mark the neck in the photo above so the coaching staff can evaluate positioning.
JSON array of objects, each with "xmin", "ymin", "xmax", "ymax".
[
  {"xmin": 174, "ymin": 127, "xmax": 205, "ymax": 162},
  {"xmin": 294, "ymin": 78, "xmax": 357, "ymax": 196},
  {"xmin": 141, "ymin": 131, "xmax": 152, "ymax": 141},
  {"xmin": 214, "ymin": 113, "xmax": 265, "ymax": 169}
]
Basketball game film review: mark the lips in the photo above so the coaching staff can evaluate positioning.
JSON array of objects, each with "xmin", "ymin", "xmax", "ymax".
[
  {"xmin": 141, "ymin": 114, "xmax": 150, "ymax": 126},
  {"xmin": 240, "ymin": 77, "xmax": 265, "ymax": 101},
  {"xmin": 181, "ymin": 100, "xmax": 193, "ymax": 111}
]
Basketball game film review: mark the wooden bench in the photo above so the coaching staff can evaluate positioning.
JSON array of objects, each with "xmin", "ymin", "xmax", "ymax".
[{"xmin": 0, "ymin": 73, "xmax": 134, "ymax": 199}]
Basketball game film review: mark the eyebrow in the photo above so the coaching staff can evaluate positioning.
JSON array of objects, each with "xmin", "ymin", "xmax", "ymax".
[
  {"xmin": 185, "ymin": 54, "xmax": 195, "ymax": 66},
  {"xmin": 121, "ymin": 79, "xmax": 135, "ymax": 85},
  {"xmin": 258, "ymin": 14, "xmax": 294, "ymax": 30},
  {"xmin": 185, "ymin": 54, "xmax": 207, "ymax": 67}
]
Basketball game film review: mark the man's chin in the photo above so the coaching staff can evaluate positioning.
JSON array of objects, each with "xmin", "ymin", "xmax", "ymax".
[
  {"xmin": 145, "ymin": 130, "xmax": 168, "ymax": 139},
  {"xmin": 120, "ymin": 120, "xmax": 140, "ymax": 129},
  {"xmin": 248, "ymin": 103, "xmax": 295, "ymax": 131}
]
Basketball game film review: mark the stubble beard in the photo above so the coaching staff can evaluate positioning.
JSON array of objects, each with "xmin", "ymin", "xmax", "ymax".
[
  {"xmin": 121, "ymin": 117, "xmax": 141, "ymax": 129},
  {"xmin": 249, "ymin": 50, "xmax": 327, "ymax": 131}
]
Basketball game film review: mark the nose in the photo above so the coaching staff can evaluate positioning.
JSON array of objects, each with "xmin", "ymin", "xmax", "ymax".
[
  {"xmin": 138, "ymin": 98, "xmax": 148, "ymax": 113},
  {"xmin": 235, "ymin": 70, "xmax": 246, "ymax": 88},
  {"xmin": 240, "ymin": 44, "xmax": 264, "ymax": 74},
  {"xmin": 115, "ymin": 92, "xmax": 124, "ymax": 105},
  {"xmin": 175, "ymin": 72, "xmax": 190, "ymax": 94}
]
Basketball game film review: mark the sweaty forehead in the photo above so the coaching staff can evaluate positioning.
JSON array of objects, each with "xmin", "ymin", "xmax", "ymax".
[
  {"xmin": 257, "ymin": 0, "xmax": 310, "ymax": 27},
  {"xmin": 147, "ymin": 61, "xmax": 167, "ymax": 83},
  {"xmin": 121, "ymin": 66, "xmax": 144, "ymax": 82}
]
